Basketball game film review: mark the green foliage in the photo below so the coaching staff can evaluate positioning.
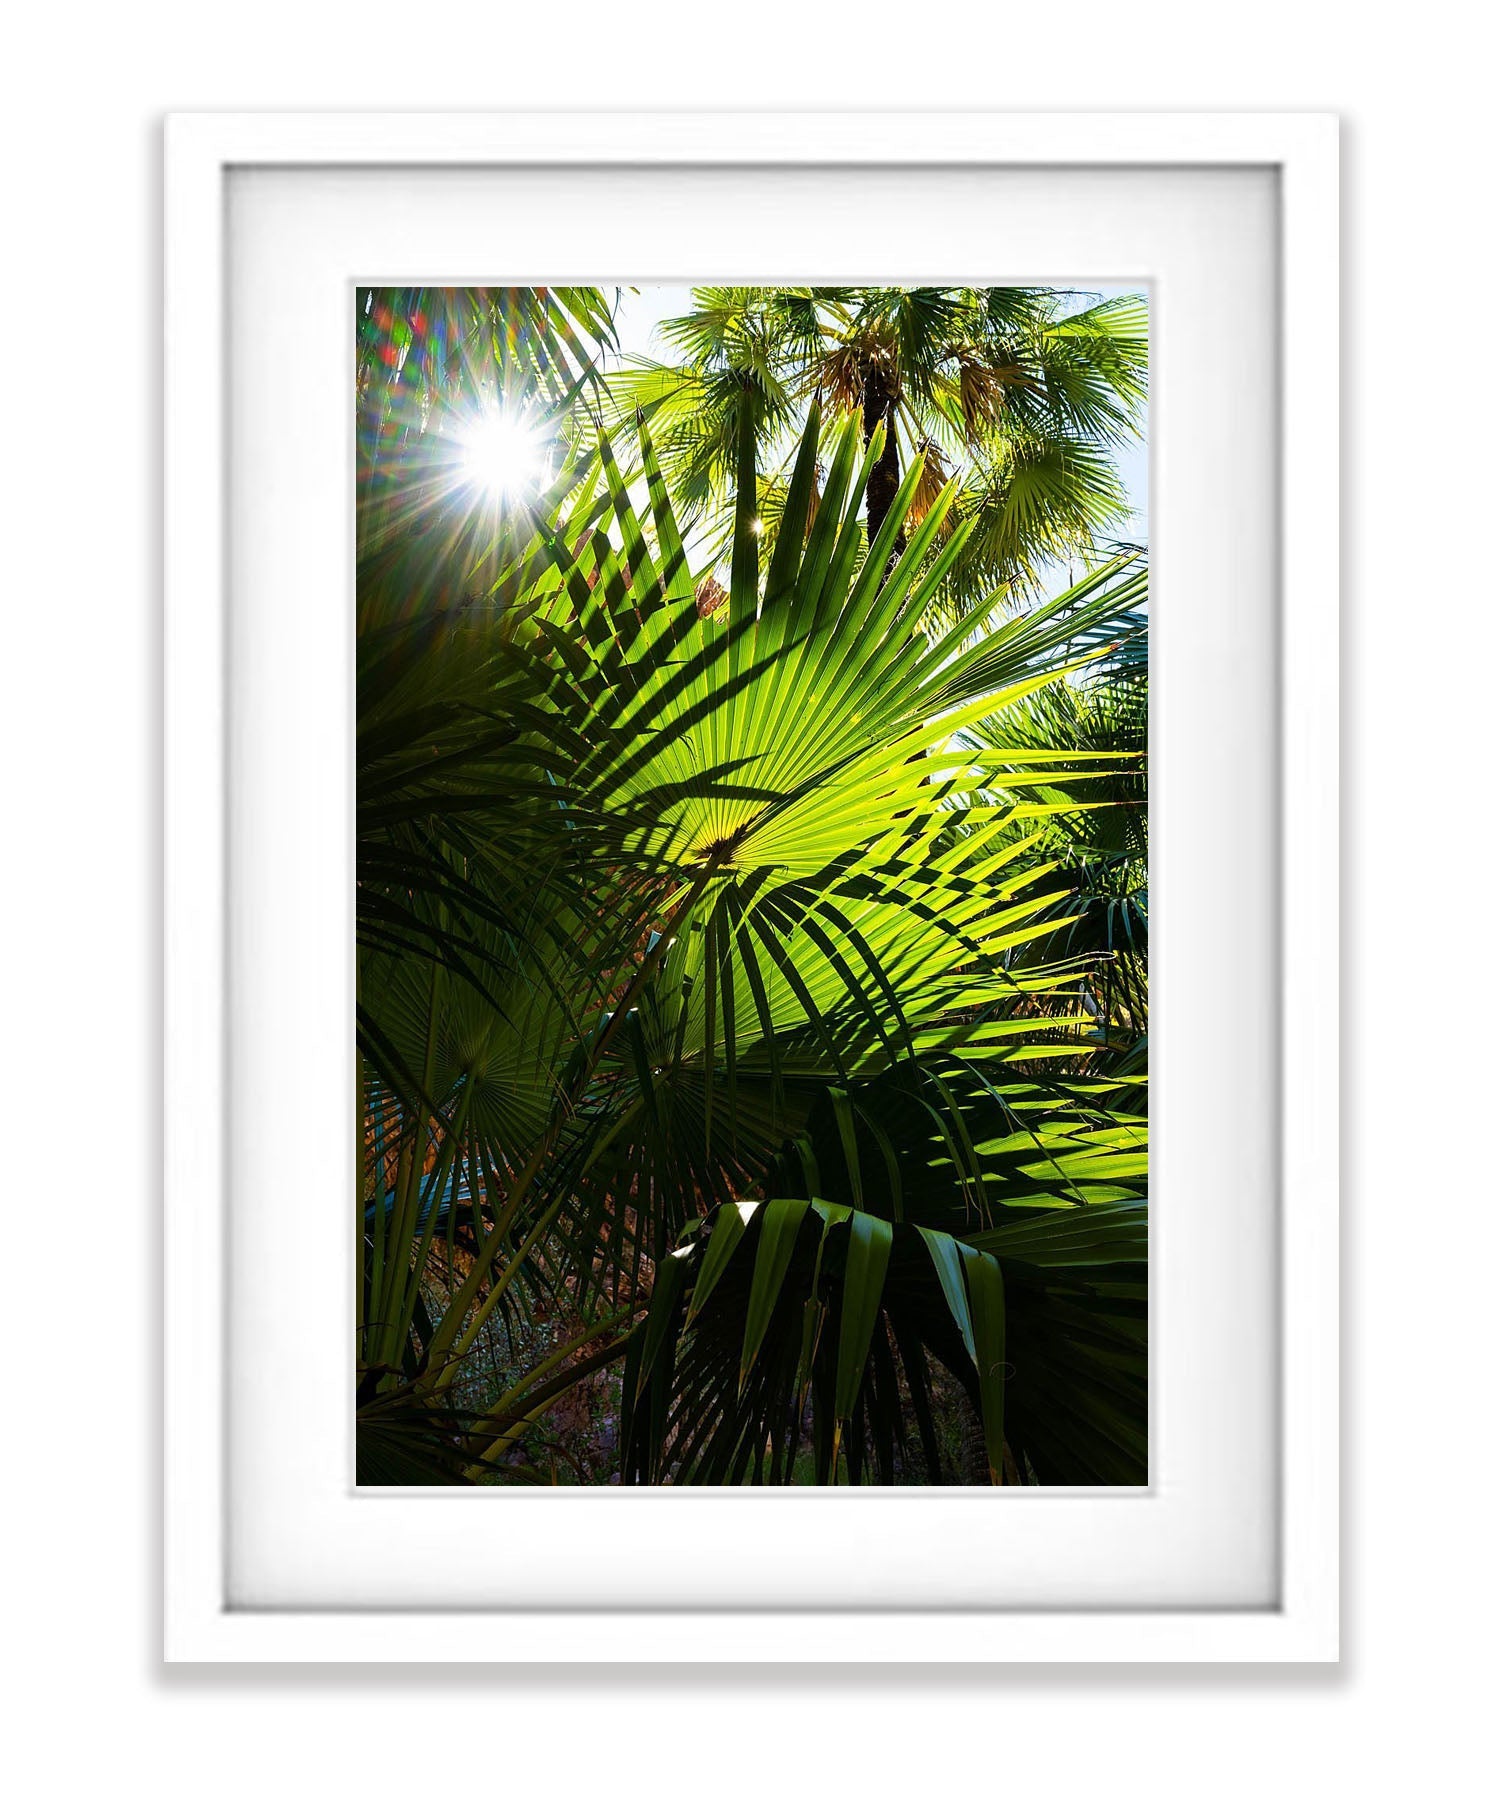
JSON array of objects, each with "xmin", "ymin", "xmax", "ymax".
[
  {"xmin": 355, "ymin": 286, "xmax": 1148, "ymax": 1487},
  {"xmin": 605, "ymin": 284, "xmax": 1148, "ymax": 610}
]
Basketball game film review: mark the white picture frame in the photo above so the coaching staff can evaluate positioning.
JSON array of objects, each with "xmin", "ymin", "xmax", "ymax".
[{"xmin": 164, "ymin": 111, "xmax": 1338, "ymax": 1663}]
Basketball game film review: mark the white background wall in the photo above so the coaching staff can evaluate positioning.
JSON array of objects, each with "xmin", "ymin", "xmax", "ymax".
[{"xmin": 3, "ymin": 5, "xmax": 1493, "ymax": 1792}]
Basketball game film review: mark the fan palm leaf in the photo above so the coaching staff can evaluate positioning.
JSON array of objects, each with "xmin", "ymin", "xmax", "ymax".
[{"xmin": 357, "ymin": 385, "xmax": 1148, "ymax": 1485}]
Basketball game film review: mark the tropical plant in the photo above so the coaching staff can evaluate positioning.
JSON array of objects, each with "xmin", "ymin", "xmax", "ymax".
[
  {"xmin": 606, "ymin": 285, "xmax": 1147, "ymax": 613},
  {"xmin": 355, "ymin": 287, "xmax": 1148, "ymax": 1487},
  {"xmin": 959, "ymin": 658, "xmax": 1149, "ymax": 1033}
]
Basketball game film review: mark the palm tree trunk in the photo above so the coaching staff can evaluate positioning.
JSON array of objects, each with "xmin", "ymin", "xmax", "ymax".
[
  {"xmin": 860, "ymin": 364, "xmax": 904, "ymax": 565},
  {"xmin": 961, "ymin": 1396, "xmax": 992, "ymax": 1484}
]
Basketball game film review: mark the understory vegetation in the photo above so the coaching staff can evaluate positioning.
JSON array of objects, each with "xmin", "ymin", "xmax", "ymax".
[{"xmin": 356, "ymin": 285, "xmax": 1148, "ymax": 1485}]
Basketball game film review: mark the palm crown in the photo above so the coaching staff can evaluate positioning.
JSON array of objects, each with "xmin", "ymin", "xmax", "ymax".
[{"xmin": 608, "ymin": 284, "xmax": 1147, "ymax": 613}]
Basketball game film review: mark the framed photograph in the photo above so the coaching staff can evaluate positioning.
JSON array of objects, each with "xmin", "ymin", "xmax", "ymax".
[{"xmin": 164, "ymin": 111, "xmax": 1338, "ymax": 1662}]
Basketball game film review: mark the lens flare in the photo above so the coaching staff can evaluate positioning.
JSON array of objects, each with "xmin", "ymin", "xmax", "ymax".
[{"xmin": 459, "ymin": 411, "xmax": 548, "ymax": 497}]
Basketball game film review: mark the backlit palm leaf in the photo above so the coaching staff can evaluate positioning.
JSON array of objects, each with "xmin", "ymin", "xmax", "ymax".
[{"xmin": 357, "ymin": 358, "xmax": 1148, "ymax": 1485}]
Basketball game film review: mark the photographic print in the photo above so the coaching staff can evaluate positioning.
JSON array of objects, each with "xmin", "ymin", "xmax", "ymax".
[{"xmin": 356, "ymin": 285, "xmax": 1148, "ymax": 1487}]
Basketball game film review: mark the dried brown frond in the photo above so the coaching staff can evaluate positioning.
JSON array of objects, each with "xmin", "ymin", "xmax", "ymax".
[
  {"xmin": 808, "ymin": 343, "xmax": 866, "ymax": 417},
  {"xmin": 954, "ymin": 349, "xmax": 1039, "ymax": 443},
  {"xmin": 695, "ymin": 574, "xmax": 729, "ymax": 618},
  {"xmin": 906, "ymin": 440, "xmax": 953, "ymax": 536}
]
